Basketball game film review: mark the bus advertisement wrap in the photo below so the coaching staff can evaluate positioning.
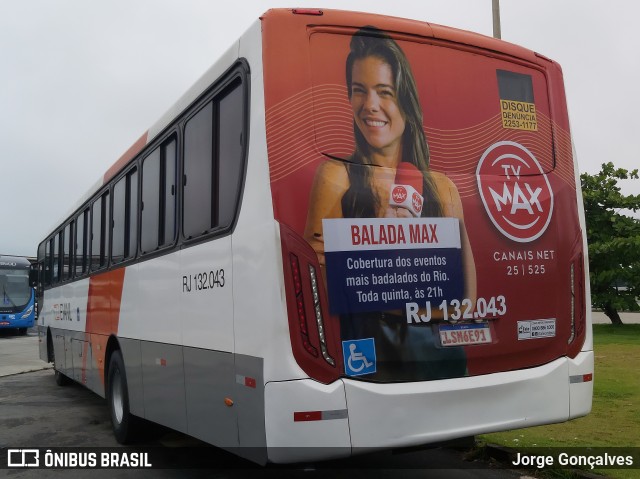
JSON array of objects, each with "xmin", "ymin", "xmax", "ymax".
[{"xmin": 265, "ymin": 21, "xmax": 584, "ymax": 382}]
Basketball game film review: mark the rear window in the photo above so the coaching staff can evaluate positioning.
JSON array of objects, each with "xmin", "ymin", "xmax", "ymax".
[{"xmin": 307, "ymin": 30, "xmax": 553, "ymax": 175}]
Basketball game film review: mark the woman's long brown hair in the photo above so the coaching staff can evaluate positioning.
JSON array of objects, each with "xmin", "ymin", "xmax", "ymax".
[{"xmin": 342, "ymin": 26, "xmax": 442, "ymax": 218}]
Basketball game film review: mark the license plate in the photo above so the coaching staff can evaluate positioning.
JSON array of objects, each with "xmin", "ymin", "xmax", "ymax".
[{"xmin": 439, "ymin": 322, "xmax": 492, "ymax": 347}]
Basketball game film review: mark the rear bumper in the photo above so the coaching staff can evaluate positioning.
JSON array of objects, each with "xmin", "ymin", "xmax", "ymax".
[
  {"xmin": 345, "ymin": 351, "xmax": 592, "ymax": 448},
  {"xmin": 264, "ymin": 351, "xmax": 593, "ymax": 462}
]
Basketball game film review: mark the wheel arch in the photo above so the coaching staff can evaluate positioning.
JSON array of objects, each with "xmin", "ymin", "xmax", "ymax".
[
  {"xmin": 46, "ymin": 327, "xmax": 54, "ymax": 363},
  {"xmin": 104, "ymin": 334, "xmax": 122, "ymax": 386}
]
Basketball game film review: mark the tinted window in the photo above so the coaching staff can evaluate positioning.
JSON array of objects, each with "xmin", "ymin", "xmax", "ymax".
[
  {"xmin": 113, "ymin": 168, "xmax": 138, "ymax": 263},
  {"xmin": 112, "ymin": 175, "xmax": 127, "ymax": 263},
  {"xmin": 141, "ymin": 149, "xmax": 161, "ymax": 253},
  {"xmin": 75, "ymin": 210, "xmax": 87, "ymax": 276},
  {"xmin": 128, "ymin": 169, "xmax": 138, "ymax": 258},
  {"xmin": 91, "ymin": 199, "xmax": 102, "ymax": 270},
  {"xmin": 91, "ymin": 192, "xmax": 109, "ymax": 270},
  {"xmin": 497, "ymin": 70, "xmax": 534, "ymax": 103},
  {"xmin": 103, "ymin": 192, "xmax": 110, "ymax": 267},
  {"xmin": 45, "ymin": 239, "xmax": 52, "ymax": 286},
  {"xmin": 63, "ymin": 223, "xmax": 71, "ymax": 280},
  {"xmin": 53, "ymin": 232, "xmax": 61, "ymax": 283},
  {"xmin": 163, "ymin": 140, "xmax": 177, "ymax": 245},
  {"xmin": 183, "ymin": 102, "xmax": 214, "ymax": 238},
  {"xmin": 218, "ymin": 83, "xmax": 244, "ymax": 228}
]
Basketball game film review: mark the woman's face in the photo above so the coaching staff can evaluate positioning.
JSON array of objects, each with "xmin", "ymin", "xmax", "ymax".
[{"xmin": 350, "ymin": 56, "xmax": 406, "ymax": 158}]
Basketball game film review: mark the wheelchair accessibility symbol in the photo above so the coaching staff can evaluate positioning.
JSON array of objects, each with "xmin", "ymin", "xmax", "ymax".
[{"xmin": 342, "ymin": 338, "xmax": 376, "ymax": 376}]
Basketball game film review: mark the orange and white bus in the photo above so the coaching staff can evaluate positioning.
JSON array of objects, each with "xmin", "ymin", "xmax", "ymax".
[{"xmin": 37, "ymin": 8, "xmax": 592, "ymax": 464}]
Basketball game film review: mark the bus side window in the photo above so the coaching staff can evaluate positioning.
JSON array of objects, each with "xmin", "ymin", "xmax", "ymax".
[
  {"xmin": 163, "ymin": 140, "xmax": 177, "ymax": 246},
  {"xmin": 218, "ymin": 82, "xmax": 244, "ymax": 229},
  {"xmin": 103, "ymin": 192, "xmax": 110, "ymax": 268},
  {"xmin": 141, "ymin": 138, "xmax": 176, "ymax": 254},
  {"xmin": 183, "ymin": 80, "xmax": 244, "ymax": 240},
  {"xmin": 141, "ymin": 148, "xmax": 161, "ymax": 253},
  {"xmin": 45, "ymin": 239, "xmax": 52, "ymax": 286},
  {"xmin": 91, "ymin": 199, "xmax": 101, "ymax": 271},
  {"xmin": 113, "ymin": 174, "xmax": 127, "ymax": 263},
  {"xmin": 74, "ymin": 209, "xmax": 88, "ymax": 276},
  {"xmin": 53, "ymin": 231, "xmax": 61, "ymax": 284},
  {"xmin": 183, "ymin": 102, "xmax": 215, "ymax": 238},
  {"xmin": 128, "ymin": 169, "xmax": 138, "ymax": 258},
  {"xmin": 63, "ymin": 223, "xmax": 72, "ymax": 281},
  {"xmin": 113, "ymin": 167, "xmax": 139, "ymax": 263},
  {"xmin": 90, "ymin": 193, "xmax": 109, "ymax": 270}
]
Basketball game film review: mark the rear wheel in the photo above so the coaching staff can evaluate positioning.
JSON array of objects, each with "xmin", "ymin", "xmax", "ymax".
[
  {"xmin": 107, "ymin": 350, "xmax": 141, "ymax": 443},
  {"xmin": 49, "ymin": 333, "xmax": 70, "ymax": 386},
  {"xmin": 54, "ymin": 369, "xmax": 71, "ymax": 386}
]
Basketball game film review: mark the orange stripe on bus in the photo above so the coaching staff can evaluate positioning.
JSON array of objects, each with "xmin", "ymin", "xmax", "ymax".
[
  {"xmin": 82, "ymin": 267, "xmax": 127, "ymax": 386},
  {"xmin": 103, "ymin": 132, "xmax": 148, "ymax": 185}
]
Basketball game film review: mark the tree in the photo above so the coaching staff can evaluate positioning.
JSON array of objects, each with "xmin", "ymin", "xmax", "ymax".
[{"xmin": 580, "ymin": 162, "xmax": 640, "ymax": 324}]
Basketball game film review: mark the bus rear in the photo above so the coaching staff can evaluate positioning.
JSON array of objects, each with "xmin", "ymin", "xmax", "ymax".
[
  {"xmin": 0, "ymin": 255, "xmax": 35, "ymax": 334},
  {"xmin": 261, "ymin": 9, "xmax": 592, "ymax": 461}
]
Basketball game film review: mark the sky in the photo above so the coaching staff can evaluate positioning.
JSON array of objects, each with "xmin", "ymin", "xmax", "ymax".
[{"xmin": 1, "ymin": 0, "xmax": 639, "ymax": 257}]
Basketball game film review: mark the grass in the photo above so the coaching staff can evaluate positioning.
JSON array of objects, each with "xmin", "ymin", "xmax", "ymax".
[{"xmin": 479, "ymin": 324, "xmax": 640, "ymax": 479}]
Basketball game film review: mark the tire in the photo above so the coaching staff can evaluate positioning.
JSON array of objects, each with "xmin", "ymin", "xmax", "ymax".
[
  {"xmin": 107, "ymin": 350, "xmax": 141, "ymax": 444},
  {"xmin": 50, "ymin": 334, "xmax": 71, "ymax": 386},
  {"xmin": 55, "ymin": 369, "xmax": 71, "ymax": 386},
  {"xmin": 19, "ymin": 328, "xmax": 27, "ymax": 335}
]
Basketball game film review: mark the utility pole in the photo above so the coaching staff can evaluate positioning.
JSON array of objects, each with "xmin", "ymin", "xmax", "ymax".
[{"xmin": 492, "ymin": 0, "xmax": 502, "ymax": 39}]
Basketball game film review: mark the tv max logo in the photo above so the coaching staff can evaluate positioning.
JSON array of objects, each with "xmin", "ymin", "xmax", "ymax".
[
  {"xmin": 489, "ymin": 165, "xmax": 543, "ymax": 216},
  {"xmin": 477, "ymin": 141, "xmax": 554, "ymax": 243},
  {"xmin": 391, "ymin": 186, "xmax": 408, "ymax": 203}
]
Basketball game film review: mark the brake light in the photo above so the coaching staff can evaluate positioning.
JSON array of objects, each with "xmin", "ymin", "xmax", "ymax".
[
  {"xmin": 309, "ymin": 264, "xmax": 335, "ymax": 366},
  {"xmin": 568, "ymin": 245, "xmax": 586, "ymax": 358},
  {"xmin": 568, "ymin": 262, "xmax": 576, "ymax": 345},
  {"xmin": 290, "ymin": 253, "xmax": 318, "ymax": 357},
  {"xmin": 280, "ymin": 223, "xmax": 340, "ymax": 384}
]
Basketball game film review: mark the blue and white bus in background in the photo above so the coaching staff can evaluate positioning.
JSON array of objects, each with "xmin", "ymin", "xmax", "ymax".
[{"xmin": 0, "ymin": 255, "xmax": 36, "ymax": 334}]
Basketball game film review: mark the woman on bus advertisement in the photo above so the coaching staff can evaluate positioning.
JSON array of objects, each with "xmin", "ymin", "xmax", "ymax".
[{"xmin": 304, "ymin": 27, "xmax": 477, "ymax": 381}]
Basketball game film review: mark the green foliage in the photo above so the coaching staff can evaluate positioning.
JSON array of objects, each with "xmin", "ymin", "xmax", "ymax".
[{"xmin": 580, "ymin": 162, "xmax": 640, "ymax": 321}]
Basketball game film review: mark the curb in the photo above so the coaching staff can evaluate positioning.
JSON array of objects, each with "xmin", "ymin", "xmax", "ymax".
[{"xmin": 0, "ymin": 364, "xmax": 53, "ymax": 378}]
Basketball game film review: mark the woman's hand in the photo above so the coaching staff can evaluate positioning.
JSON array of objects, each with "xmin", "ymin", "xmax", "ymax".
[{"xmin": 384, "ymin": 206, "xmax": 413, "ymax": 218}]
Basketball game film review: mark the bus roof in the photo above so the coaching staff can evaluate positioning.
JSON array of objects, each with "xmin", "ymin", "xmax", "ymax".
[
  {"xmin": 45, "ymin": 7, "xmax": 552, "ymax": 241},
  {"xmin": 0, "ymin": 255, "xmax": 32, "ymax": 269}
]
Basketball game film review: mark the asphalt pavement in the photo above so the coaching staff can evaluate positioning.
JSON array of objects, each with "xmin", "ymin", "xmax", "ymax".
[{"xmin": 0, "ymin": 327, "xmax": 51, "ymax": 377}]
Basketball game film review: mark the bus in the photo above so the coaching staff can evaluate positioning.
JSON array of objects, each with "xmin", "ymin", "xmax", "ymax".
[
  {"xmin": 1, "ymin": 255, "xmax": 36, "ymax": 334},
  {"xmin": 37, "ymin": 8, "xmax": 592, "ymax": 465}
]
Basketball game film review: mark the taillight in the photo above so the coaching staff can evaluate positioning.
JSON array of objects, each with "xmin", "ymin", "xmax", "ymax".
[
  {"xmin": 281, "ymin": 223, "xmax": 340, "ymax": 383},
  {"xmin": 568, "ymin": 241, "xmax": 586, "ymax": 358},
  {"xmin": 568, "ymin": 262, "xmax": 576, "ymax": 345},
  {"xmin": 290, "ymin": 253, "xmax": 318, "ymax": 358},
  {"xmin": 309, "ymin": 264, "xmax": 335, "ymax": 366}
]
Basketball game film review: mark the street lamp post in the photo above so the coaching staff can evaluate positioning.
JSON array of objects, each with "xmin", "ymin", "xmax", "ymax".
[{"xmin": 492, "ymin": 0, "xmax": 502, "ymax": 39}]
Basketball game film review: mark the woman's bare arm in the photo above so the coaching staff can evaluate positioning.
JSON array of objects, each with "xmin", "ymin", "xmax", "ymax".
[{"xmin": 303, "ymin": 159, "xmax": 350, "ymax": 266}]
